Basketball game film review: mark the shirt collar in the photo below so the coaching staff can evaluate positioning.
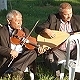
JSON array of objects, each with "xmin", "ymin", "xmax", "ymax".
[
  {"xmin": 60, "ymin": 19, "xmax": 70, "ymax": 24},
  {"xmin": 8, "ymin": 25, "xmax": 13, "ymax": 31}
]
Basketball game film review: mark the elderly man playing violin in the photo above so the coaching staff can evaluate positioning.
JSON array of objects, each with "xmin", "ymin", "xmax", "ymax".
[{"xmin": 0, "ymin": 10, "xmax": 40, "ymax": 79}]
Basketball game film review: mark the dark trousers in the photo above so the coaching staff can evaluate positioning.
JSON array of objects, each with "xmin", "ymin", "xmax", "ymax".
[
  {"xmin": 43, "ymin": 47, "xmax": 77, "ymax": 74},
  {"xmin": 0, "ymin": 49, "xmax": 37, "ymax": 76},
  {"xmin": 11, "ymin": 49, "xmax": 37, "ymax": 71}
]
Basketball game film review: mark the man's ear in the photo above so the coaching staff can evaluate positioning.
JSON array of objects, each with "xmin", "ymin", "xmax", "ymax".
[{"xmin": 7, "ymin": 19, "xmax": 11, "ymax": 24}]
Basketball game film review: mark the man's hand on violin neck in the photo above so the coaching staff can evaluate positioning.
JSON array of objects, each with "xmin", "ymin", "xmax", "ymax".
[{"xmin": 10, "ymin": 50, "xmax": 19, "ymax": 58}]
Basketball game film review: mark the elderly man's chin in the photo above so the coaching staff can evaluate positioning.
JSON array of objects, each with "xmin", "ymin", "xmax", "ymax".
[
  {"xmin": 15, "ymin": 26, "xmax": 22, "ymax": 30},
  {"xmin": 64, "ymin": 18, "xmax": 71, "ymax": 22},
  {"xmin": 67, "ymin": 18, "xmax": 71, "ymax": 21}
]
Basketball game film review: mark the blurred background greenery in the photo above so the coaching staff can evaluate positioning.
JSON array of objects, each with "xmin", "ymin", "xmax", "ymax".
[{"xmin": 0, "ymin": 0, "xmax": 80, "ymax": 37}]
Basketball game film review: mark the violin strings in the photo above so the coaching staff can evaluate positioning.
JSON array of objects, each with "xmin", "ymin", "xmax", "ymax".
[{"xmin": 23, "ymin": 20, "xmax": 40, "ymax": 45}]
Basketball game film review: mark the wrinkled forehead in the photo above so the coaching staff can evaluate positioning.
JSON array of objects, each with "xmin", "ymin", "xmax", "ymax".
[
  {"xmin": 61, "ymin": 8, "xmax": 72, "ymax": 14},
  {"xmin": 13, "ymin": 13, "xmax": 22, "ymax": 19}
]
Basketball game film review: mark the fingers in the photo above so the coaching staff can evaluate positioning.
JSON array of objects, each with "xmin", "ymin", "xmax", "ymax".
[
  {"xmin": 38, "ymin": 46, "xmax": 51, "ymax": 54},
  {"xmin": 10, "ymin": 50, "xmax": 18, "ymax": 58},
  {"xmin": 38, "ymin": 46, "xmax": 44, "ymax": 54},
  {"xmin": 50, "ymin": 36, "xmax": 54, "ymax": 39}
]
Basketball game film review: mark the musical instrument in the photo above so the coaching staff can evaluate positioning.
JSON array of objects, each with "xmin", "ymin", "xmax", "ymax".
[
  {"xmin": 10, "ymin": 29, "xmax": 38, "ymax": 50},
  {"xmin": 37, "ymin": 30, "xmax": 70, "ymax": 49}
]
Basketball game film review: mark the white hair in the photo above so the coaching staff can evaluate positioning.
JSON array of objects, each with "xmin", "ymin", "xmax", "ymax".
[{"xmin": 6, "ymin": 10, "xmax": 22, "ymax": 20}]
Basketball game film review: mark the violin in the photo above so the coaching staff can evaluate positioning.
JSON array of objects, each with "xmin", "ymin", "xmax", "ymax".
[{"xmin": 10, "ymin": 29, "xmax": 39, "ymax": 50}]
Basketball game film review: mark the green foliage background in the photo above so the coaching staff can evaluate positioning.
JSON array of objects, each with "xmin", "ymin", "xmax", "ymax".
[{"xmin": 0, "ymin": 0, "xmax": 80, "ymax": 37}]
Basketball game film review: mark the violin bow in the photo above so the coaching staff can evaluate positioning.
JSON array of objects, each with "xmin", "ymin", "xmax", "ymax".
[{"xmin": 28, "ymin": 20, "xmax": 40, "ymax": 38}]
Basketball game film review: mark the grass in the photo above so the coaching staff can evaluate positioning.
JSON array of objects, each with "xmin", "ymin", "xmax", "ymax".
[{"xmin": 0, "ymin": 0, "xmax": 80, "ymax": 80}]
